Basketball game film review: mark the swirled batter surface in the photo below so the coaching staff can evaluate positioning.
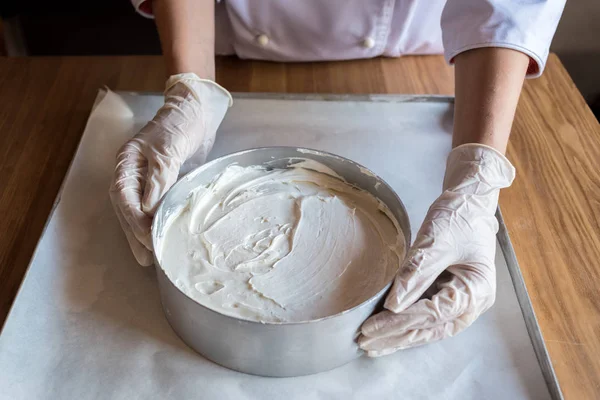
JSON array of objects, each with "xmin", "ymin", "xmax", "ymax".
[{"xmin": 158, "ymin": 160, "xmax": 404, "ymax": 322}]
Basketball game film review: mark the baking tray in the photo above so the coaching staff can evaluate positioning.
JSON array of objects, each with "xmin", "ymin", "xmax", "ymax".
[
  {"xmin": 0, "ymin": 92, "xmax": 563, "ymax": 400},
  {"xmin": 233, "ymin": 93, "xmax": 563, "ymax": 398},
  {"xmin": 496, "ymin": 209, "xmax": 562, "ymax": 400}
]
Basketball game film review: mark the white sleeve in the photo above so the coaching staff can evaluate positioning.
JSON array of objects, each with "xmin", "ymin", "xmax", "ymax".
[
  {"xmin": 441, "ymin": 0, "xmax": 565, "ymax": 78},
  {"xmin": 131, "ymin": 0, "xmax": 154, "ymax": 19},
  {"xmin": 130, "ymin": 0, "xmax": 222, "ymax": 19}
]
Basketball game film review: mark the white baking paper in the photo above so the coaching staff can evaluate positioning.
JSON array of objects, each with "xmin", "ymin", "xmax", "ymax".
[{"xmin": 0, "ymin": 91, "xmax": 551, "ymax": 399}]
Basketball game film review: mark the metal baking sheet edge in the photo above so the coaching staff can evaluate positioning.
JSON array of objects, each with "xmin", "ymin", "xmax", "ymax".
[{"xmin": 497, "ymin": 208, "xmax": 564, "ymax": 400}]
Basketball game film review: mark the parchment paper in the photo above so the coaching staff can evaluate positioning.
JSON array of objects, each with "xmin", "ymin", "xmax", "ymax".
[{"xmin": 0, "ymin": 91, "xmax": 551, "ymax": 399}]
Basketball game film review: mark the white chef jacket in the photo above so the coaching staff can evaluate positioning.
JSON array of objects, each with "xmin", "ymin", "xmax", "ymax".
[{"xmin": 132, "ymin": 0, "xmax": 565, "ymax": 78}]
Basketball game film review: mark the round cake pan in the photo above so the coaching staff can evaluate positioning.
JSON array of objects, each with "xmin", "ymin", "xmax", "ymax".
[{"xmin": 151, "ymin": 147, "xmax": 411, "ymax": 377}]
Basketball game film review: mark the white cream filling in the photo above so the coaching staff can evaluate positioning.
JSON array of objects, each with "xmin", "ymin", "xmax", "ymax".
[{"xmin": 158, "ymin": 160, "xmax": 404, "ymax": 323}]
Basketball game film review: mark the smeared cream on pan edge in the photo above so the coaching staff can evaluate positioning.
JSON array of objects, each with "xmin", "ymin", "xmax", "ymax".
[{"xmin": 157, "ymin": 160, "xmax": 405, "ymax": 323}]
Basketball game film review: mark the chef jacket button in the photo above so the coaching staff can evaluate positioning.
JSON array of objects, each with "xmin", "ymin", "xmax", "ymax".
[
  {"xmin": 362, "ymin": 37, "xmax": 375, "ymax": 49},
  {"xmin": 256, "ymin": 34, "xmax": 270, "ymax": 47}
]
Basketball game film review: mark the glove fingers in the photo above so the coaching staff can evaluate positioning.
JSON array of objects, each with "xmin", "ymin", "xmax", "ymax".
[
  {"xmin": 141, "ymin": 153, "xmax": 182, "ymax": 215},
  {"xmin": 359, "ymin": 328, "xmax": 439, "ymax": 356},
  {"xmin": 384, "ymin": 226, "xmax": 456, "ymax": 313},
  {"xmin": 361, "ymin": 272, "xmax": 493, "ymax": 355},
  {"xmin": 360, "ymin": 314, "xmax": 474, "ymax": 356},
  {"xmin": 111, "ymin": 140, "xmax": 153, "ymax": 250},
  {"xmin": 111, "ymin": 197, "xmax": 154, "ymax": 266},
  {"xmin": 363, "ymin": 275, "xmax": 473, "ymax": 338},
  {"xmin": 361, "ymin": 306, "xmax": 438, "ymax": 339}
]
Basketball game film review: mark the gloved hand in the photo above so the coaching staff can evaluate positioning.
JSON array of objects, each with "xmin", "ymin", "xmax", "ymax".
[
  {"xmin": 109, "ymin": 73, "xmax": 232, "ymax": 266},
  {"xmin": 359, "ymin": 144, "xmax": 515, "ymax": 356}
]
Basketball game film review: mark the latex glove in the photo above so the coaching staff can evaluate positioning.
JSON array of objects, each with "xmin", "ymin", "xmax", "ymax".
[
  {"xmin": 109, "ymin": 73, "xmax": 232, "ymax": 266},
  {"xmin": 359, "ymin": 144, "xmax": 515, "ymax": 356}
]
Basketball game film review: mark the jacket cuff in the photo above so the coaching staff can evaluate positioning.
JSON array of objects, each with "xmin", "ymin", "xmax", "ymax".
[
  {"xmin": 441, "ymin": 0, "xmax": 565, "ymax": 79},
  {"xmin": 131, "ymin": 0, "xmax": 154, "ymax": 19}
]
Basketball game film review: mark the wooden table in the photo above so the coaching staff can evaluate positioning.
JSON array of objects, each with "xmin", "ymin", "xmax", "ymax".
[{"xmin": 0, "ymin": 55, "xmax": 598, "ymax": 399}]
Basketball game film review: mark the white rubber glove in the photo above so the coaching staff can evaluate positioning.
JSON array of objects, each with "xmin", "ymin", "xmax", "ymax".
[
  {"xmin": 359, "ymin": 144, "xmax": 515, "ymax": 356},
  {"xmin": 109, "ymin": 73, "xmax": 232, "ymax": 266}
]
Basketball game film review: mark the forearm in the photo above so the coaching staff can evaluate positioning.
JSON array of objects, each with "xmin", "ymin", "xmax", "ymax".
[
  {"xmin": 153, "ymin": 0, "xmax": 215, "ymax": 79},
  {"xmin": 453, "ymin": 48, "xmax": 529, "ymax": 154}
]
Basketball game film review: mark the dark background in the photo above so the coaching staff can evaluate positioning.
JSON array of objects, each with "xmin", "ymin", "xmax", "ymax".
[{"xmin": 0, "ymin": 0, "xmax": 161, "ymax": 55}]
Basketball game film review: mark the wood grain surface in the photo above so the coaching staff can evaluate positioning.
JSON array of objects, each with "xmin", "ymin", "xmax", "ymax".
[{"xmin": 0, "ymin": 55, "xmax": 598, "ymax": 399}]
